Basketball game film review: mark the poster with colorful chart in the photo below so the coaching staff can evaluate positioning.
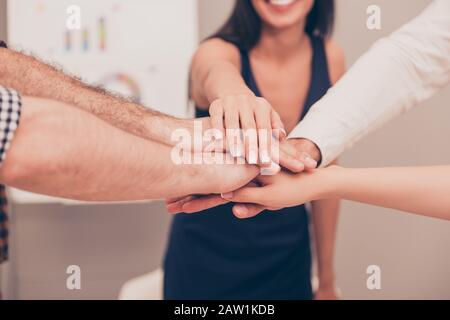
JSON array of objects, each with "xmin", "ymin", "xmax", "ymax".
[{"xmin": 8, "ymin": 0, "xmax": 198, "ymax": 117}]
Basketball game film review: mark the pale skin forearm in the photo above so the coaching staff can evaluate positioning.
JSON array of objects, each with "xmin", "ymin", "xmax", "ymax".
[
  {"xmin": 0, "ymin": 97, "xmax": 254, "ymax": 201},
  {"xmin": 311, "ymin": 160, "xmax": 339, "ymax": 288},
  {"xmin": 200, "ymin": 62, "xmax": 253, "ymax": 104},
  {"xmin": 190, "ymin": 40, "xmax": 253, "ymax": 107},
  {"xmin": 223, "ymin": 165, "xmax": 450, "ymax": 221},
  {"xmin": 0, "ymin": 47, "xmax": 189, "ymax": 146},
  {"xmin": 311, "ymin": 198, "xmax": 339, "ymax": 287},
  {"xmin": 325, "ymin": 166, "xmax": 450, "ymax": 220}
]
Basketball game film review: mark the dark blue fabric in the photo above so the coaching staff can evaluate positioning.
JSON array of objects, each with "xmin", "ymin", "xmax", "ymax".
[
  {"xmin": 164, "ymin": 35, "xmax": 332, "ymax": 300},
  {"xmin": 0, "ymin": 185, "xmax": 8, "ymax": 264},
  {"xmin": 0, "ymin": 41, "xmax": 6, "ymax": 48}
]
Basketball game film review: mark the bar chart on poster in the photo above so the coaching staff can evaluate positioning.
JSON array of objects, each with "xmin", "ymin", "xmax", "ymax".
[
  {"xmin": 8, "ymin": 0, "xmax": 197, "ymax": 115},
  {"xmin": 7, "ymin": 0, "xmax": 199, "ymax": 204}
]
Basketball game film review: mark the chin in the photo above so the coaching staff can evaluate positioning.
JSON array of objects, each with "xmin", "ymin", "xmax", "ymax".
[{"xmin": 252, "ymin": 0, "xmax": 314, "ymax": 30}]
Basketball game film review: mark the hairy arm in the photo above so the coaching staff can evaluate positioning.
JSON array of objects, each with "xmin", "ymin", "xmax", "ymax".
[
  {"xmin": 0, "ymin": 97, "xmax": 258, "ymax": 201},
  {"xmin": 0, "ymin": 47, "xmax": 194, "ymax": 146}
]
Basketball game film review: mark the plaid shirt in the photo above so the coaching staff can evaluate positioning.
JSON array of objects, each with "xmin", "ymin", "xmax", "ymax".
[
  {"xmin": 0, "ymin": 41, "xmax": 7, "ymax": 265},
  {"xmin": 0, "ymin": 186, "xmax": 8, "ymax": 264},
  {"xmin": 0, "ymin": 85, "xmax": 22, "ymax": 264}
]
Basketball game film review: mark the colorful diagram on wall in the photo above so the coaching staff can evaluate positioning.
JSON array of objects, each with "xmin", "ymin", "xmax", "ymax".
[
  {"xmin": 8, "ymin": 0, "xmax": 198, "ymax": 117},
  {"xmin": 65, "ymin": 16, "xmax": 107, "ymax": 53},
  {"xmin": 98, "ymin": 73, "xmax": 142, "ymax": 103}
]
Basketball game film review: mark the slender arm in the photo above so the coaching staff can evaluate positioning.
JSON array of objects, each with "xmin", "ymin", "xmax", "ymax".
[
  {"xmin": 326, "ymin": 166, "xmax": 450, "ymax": 220},
  {"xmin": 311, "ymin": 160, "xmax": 340, "ymax": 292},
  {"xmin": 0, "ymin": 97, "xmax": 258, "ymax": 201},
  {"xmin": 190, "ymin": 38, "xmax": 253, "ymax": 107},
  {"xmin": 190, "ymin": 38, "xmax": 286, "ymax": 167}
]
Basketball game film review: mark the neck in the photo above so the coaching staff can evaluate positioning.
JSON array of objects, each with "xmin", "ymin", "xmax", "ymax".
[{"xmin": 254, "ymin": 22, "xmax": 308, "ymax": 62}]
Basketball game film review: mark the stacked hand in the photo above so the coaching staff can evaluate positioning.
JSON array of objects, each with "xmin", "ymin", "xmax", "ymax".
[
  {"xmin": 207, "ymin": 94, "xmax": 286, "ymax": 165},
  {"xmin": 166, "ymin": 136, "xmax": 324, "ymax": 218}
]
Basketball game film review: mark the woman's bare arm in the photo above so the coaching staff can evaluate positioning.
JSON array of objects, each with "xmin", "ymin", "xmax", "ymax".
[
  {"xmin": 310, "ymin": 40, "xmax": 345, "ymax": 299},
  {"xmin": 190, "ymin": 39, "xmax": 288, "ymax": 167},
  {"xmin": 225, "ymin": 165, "xmax": 450, "ymax": 221},
  {"xmin": 331, "ymin": 166, "xmax": 450, "ymax": 220},
  {"xmin": 311, "ymin": 160, "xmax": 340, "ymax": 299}
]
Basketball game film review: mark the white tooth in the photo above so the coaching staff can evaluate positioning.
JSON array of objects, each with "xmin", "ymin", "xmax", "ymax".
[{"xmin": 270, "ymin": 0, "xmax": 295, "ymax": 6}]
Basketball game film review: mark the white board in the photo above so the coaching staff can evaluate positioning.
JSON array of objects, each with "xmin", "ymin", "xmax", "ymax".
[
  {"xmin": 7, "ymin": 0, "xmax": 198, "ymax": 204},
  {"xmin": 7, "ymin": 0, "xmax": 198, "ymax": 117}
]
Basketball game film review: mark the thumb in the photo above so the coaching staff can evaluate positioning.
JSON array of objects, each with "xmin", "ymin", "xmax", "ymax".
[
  {"xmin": 221, "ymin": 185, "xmax": 267, "ymax": 204},
  {"xmin": 232, "ymin": 203, "xmax": 266, "ymax": 219}
]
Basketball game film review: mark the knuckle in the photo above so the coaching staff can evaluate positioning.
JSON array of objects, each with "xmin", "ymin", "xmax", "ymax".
[
  {"xmin": 299, "ymin": 151, "xmax": 311, "ymax": 160},
  {"xmin": 241, "ymin": 117, "xmax": 255, "ymax": 128},
  {"xmin": 209, "ymin": 101, "xmax": 222, "ymax": 114},
  {"xmin": 257, "ymin": 98, "xmax": 271, "ymax": 109}
]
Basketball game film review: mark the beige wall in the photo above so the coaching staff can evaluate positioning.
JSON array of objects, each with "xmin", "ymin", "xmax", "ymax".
[
  {"xmin": 0, "ymin": 0, "xmax": 6, "ymax": 40},
  {"xmin": 199, "ymin": 0, "xmax": 450, "ymax": 299}
]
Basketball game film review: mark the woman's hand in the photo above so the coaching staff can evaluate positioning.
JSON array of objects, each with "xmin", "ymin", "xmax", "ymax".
[
  {"xmin": 165, "ymin": 138, "xmax": 322, "ymax": 215},
  {"xmin": 221, "ymin": 166, "xmax": 340, "ymax": 218},
  {"xmin": 209, "ymin": 94, "xmax": 286, "ymax": 165}
]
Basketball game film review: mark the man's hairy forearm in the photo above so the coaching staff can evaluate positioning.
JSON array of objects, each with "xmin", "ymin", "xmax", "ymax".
[
  {"xmin": 0, "ymin": 48, "xmax": 186, "ymax": 146},
  {"xmin": 0, "ymin": 97, "xmax": 207, "ymax": 201}
]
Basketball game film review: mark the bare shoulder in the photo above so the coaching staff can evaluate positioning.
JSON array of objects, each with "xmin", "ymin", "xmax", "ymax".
[
  {"xmin": 194, "ymin": 38, "xmax": 241, "ymax": 68},
  {"xmin": 324, "ymin": 38, "xmax": 346, "ymax": 84}
]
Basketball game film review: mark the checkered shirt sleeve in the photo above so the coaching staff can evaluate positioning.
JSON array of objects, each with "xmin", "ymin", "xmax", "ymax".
[{"xmin": 0, "ymin": 87, "xmax": 22, "ymax": 164}]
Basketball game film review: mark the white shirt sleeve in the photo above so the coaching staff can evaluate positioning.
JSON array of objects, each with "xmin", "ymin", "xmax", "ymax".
[{"xmin": 289, "ymin": 0, "xmax": 450, "ymax": 167}]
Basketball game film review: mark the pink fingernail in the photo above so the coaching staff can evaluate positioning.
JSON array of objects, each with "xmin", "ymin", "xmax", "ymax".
[
  {"xmin": 221, "ymin": 192, "xmax": 233, "ymax": 199},
  {"xmin": 248, "ymin": 150, "xmax": 258, "ymax": 164},
  {"xmin": 305, "ymin": 156, "xmax": 317, "ymax": 168}
]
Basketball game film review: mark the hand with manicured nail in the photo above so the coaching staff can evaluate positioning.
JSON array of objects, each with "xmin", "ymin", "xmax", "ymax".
[
  {"xmin": 277, "ymin": 138, "xmax": 321, "ymax": 172},
  {"xmin": 165, "ymin": 181, "xmax": 280, "ymax": 217},
  {"xmin": 209, "ymin": 94, "xmax": 286, "ymax": 165},
  {"xmin": 221, "ymin": 168, "xmax": 335, "ymax": 218}
]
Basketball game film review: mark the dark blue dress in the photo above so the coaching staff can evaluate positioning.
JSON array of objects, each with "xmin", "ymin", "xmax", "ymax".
[{"xmin": 164, "ymin": 35, "xmax": 332, "ymax": 300}]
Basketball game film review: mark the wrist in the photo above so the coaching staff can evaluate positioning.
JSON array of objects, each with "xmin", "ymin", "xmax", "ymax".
[
  {"xmin": 213, "ymin": 90, "xmax": 255, "ymax": 101},
  {"xmin": 144, "ymin": 113, "xmax": 204, "ymax": 148},
  {"xmin": 317, "ymin": 165, "xmax": 345, "ymax": 199},
  {"xmin": 318, "ymin": 270, "xmax": 336, "ymax": 288}
]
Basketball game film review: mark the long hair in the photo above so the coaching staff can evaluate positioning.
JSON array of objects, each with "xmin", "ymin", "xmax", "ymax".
[{"xmin": 212, "ymin": 0, "xmax": 335, "ymax": 51}]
